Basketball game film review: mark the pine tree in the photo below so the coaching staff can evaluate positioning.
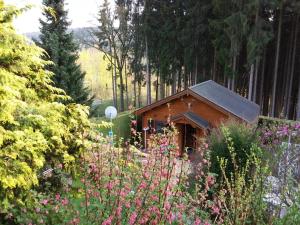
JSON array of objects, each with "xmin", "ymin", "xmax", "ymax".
[{"xmin": 37, "ymin": 0, "xmax": 90, "ymax": 105}]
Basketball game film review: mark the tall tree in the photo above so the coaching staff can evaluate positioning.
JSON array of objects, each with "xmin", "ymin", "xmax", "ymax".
[
  {"xmin": 270, "ymin": 0, "xmax": 283, "ymax": 117},
  {"xmin": 94, "ymin": 0, "xmax": 133, "ymax": 112},
  {"xmin": 37, "ymin": 0, "xmax": 90, "ymax": 105}
]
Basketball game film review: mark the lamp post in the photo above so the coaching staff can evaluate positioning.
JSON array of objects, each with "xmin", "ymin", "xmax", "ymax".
[
  {"xmin": 105, "ymin": 106, "xmax": 117, "ymax": 146},
  {"xmin": 143, "ymin": 127, "xmax": 149, "ymax": 151}
]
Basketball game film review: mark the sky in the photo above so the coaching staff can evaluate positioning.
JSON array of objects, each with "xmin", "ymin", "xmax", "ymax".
[{"xmin": 4, "ymin": 0, "xmax": 112, "ymax": 33}]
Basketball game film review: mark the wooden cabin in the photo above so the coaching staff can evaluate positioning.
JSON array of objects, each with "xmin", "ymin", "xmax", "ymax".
[{"xmin": 135, "ymin": 80, "xmax": 260, "ymax": 155}]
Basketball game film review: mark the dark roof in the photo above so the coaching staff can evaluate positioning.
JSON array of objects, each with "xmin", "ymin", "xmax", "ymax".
[
  {"xmin": 189, "ymin": 80, "xmax": 260, "ymax": 123},
  {"xmin": 183, "ymin": 112, "xmax": 210, "ymax": 129},
  {"xmin": 171, "ymin": 112, "xmax": 210, "ymax": 129}
]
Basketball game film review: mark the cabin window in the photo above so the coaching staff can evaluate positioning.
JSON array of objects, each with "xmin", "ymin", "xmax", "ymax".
[
  {"xmin": 156, "ymin": 121, "xmax": 165, "ymax": 133},
  {"xmin": 147, "ymin": 119, "xmax": 165, "ymax": 133}
]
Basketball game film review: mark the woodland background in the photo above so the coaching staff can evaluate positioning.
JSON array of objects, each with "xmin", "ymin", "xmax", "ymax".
[{"xmin": 27, "ymin": 0, "xmax": 300, "ymax": 119}]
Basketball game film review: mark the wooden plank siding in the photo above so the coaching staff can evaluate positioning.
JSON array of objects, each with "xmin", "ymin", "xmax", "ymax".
[{"xmin": 138, "ymin": 94, "xmax": 241, "ymax": 155}]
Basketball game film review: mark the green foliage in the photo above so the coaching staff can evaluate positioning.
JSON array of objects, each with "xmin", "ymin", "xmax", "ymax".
[
  {"xmin": 0, "ymin": 1, "xmax": 90, "ymax": 213},
  {"xmin": 218, "ymin": 126, "xmax": 269, "ymax": 224},
  {"xmin": 90, "ymin": 99, "xmax": 114, "ymax": 117},
  {"xmin": 209, "ymin": 121, "xmax": 260, "ymax": 181},
  {"xmin": 273, "ymin": 189, "xmax": 300, "ymax": 225},
  {"xmin": 258, "ymin": 116, "xmax": 297, "ymax": 129},
  {"xmin": 37, "ymin": 0, "xmax": 91, "ymax": 105},
  {"xmin": 91, "ymin": 110, "xmax": 132, "ymax": 140}
]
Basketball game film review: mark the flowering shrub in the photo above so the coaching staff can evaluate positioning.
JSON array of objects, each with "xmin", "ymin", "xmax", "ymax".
[
  {"xmin": 6, "ymin": 120, "xmax": 299, "ymax": 225},
  {"xmin": 260, "ymin": 122, "xmax": 300, "ymax": 148},
  {"xmin": 15, "ymin": 127, "xmax": 216, "ymax": 225}
]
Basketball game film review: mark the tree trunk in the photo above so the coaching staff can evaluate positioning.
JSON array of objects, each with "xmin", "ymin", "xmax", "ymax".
[
  {"xmin": 283, "ymin": 24, "xmax": 294, "ymax": 117},
  {"xmin": 286, "ymin": 14, "xmax": 299, "ymax": 119},
  {"xmin": 232, "ymin": 55, "xmax": 237, "ymax": 91},
  {"xmin": 138, "ymin": 78, "xmax": 142, "ymax": 107},
  {"xmin": 203, "ymin": 68, "xmax": 206, "ymax": 83},
  {"xmin": 159, "ymin": 71, "xmax": 165, "ymax": 100},
  {"xmin": 271, "ymin": 1, "xmax": 283, "ymax": 117},
  {"xmin": 259, "ymin": 50, "xmax": 266, "ymax": 112},
  {"xmin": 179, "ymin": 67, "xmax": 184, "ymax": 91},
  {"xmin": 111, "ymin": 55, "xmax": 117, "ymax": 108},
  {"xmin": 252, "ymin": 0, "xmax": 260, "ymax": 103},
  {"xmin": 249, "ymin": 64, "xmax": 254, "ymax": 101},
  {"xmin": 155, "ymin": 72, "xmax": 159, "ymax": 101},
  {"xmin": 195, "ymin": 55, "xmax": 198, "ymax": 84},
  {"xmin": 133, "ymin": 72, "xmax": 137, "ymax": 107},
  {"xmin": 172, "ymin": 72, "xmax": 177, "ymax": 94},
  {"xmin": 145, "ymin": 36, "xmax": 151, "ymax": 105},
  {"xmin": 125, "ymin": 60, "xmax": 129, "ymax": 110},
  {"xmin": 253, "ymin": 59, "xmax": 259, "ymax": 103},
  {"xmin": 119, "ymin": 67, "xmax": 125, "ymax": 112},
  {"xmin": 114, "ymin": 57, "xmax": 118, "ymax": 109},
  {"xmin": 227, "ymin": 77, "xmax": 231, "ymax": 90},
  {"xmin": 297, "ymin": 79, "xmax": 300, "ymax": 120},
  {"xmin": 212, "ymin": 48, "xmax": 217, "ymax": 81}
]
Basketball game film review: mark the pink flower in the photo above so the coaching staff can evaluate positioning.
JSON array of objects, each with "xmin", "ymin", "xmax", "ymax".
[
  {"xmin": 167, "ymin": 212, "xmax": 176, "ymax": 223},
  {"xmin": 161, "ymin": 169, "xmax": 168, "ymax": 178},
  {"xmin": 106, "ymin": 182, "xmax": 114, "ymax": 190},
  {"xmin": 35, "ymin": 207, "xmax": 41, "ymax": 213},
  {"xmin": 207, "ymin": 175, "xmax": 215, "ymax": 187},
  {"xmin": 143, "ymin": 171, "xmax": 150, "ymax": 179},
  {"xmin": 102, "ymin": 216, "xmax": 112, "ymax": 225},
  {"xmin": 135, "ymin": 198, "xmax": 142, "ymax": 207},
  {"xmin": 212, "ymin": 205, "xmax": 220, "ymax": 215},
  {"xmin": 129, "ymin": 211, "xmax": 137, "ymax": 225},
  {"xmin": 55, "ymin": 194, "xmax": 61, "ymax": 200},
  {"xmin": 125, "ymin": 201, "xmax": 131, "ymax": 208},
  {"xmin": 131, "ymin": 120, "xmax": 137, "ymax": 126},
  {"xmin": 61, "ymin": 198, "xmax": 69, "ymax": 206},
  {"xmin": 177, "ymin": 212, "xmax": 182, "ymax": 221},
  {"xmin": 116, "ymin": 206, "xmax": 122, "ymax": 218},
  {"xmin": 120, "ymin": 189, "xmax": 127, "ymax": 198},
  {"xmin": 138, "ymin": 181, "xmax": 147, "ymax": 189},
  {"xmin": 204, "ymin": 221, "xmax": 211, "ymax": 225},
  {"xmin": 150, "ymin": 195, "xmax": 158, "ymax": 202},
  {"xmin": 41, "ymin": 199, "xmax": 48, "ymax": 205},
  {"xmin": 193, "ymin": 217, "xmax": 201, "ymax": 225}
]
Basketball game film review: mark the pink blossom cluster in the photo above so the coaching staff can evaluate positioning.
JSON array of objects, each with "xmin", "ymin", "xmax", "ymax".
[{"xmin": 23, "ymin": 128, "xmax": 222, "ymax": 225}]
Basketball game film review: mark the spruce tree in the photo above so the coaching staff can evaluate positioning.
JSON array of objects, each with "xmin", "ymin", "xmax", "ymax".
[{"xmin": 37, "ymin": 0, "xmax": 90, "ymax": 104}]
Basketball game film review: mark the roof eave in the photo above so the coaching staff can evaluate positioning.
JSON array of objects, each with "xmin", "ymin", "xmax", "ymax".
[{"xmin": 134, "ymin": 90, "xmax": 189, "ymax": 115}]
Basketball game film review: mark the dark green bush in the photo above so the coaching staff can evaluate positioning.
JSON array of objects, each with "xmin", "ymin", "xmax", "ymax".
[{"xmin": 209, "ymin": 121, "xmax": 260, "ymax": 181}]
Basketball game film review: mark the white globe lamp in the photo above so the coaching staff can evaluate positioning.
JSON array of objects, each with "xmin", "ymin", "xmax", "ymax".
[
  {"xmin": 105, "ymin": 106, "xmax": 118, "ymax": 146},
  {"xmin": 105, "ymin": 106, "xmax": 118, "ymax": 120}
]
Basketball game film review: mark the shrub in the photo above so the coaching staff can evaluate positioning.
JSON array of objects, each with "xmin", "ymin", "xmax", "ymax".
[
  {"xmin": 0, "ymin": 2, "xmax": 90, "ymax": 216},
  {"xmin": 209, "ymin": 121, "xmax": 260, "ymax": 181},
  {"xmin": 217, "ymin": 126, "xmax": 269, "ymax": 224},
  {"xmin": 15, "ymin": 127, "xmax": 211, "ymax": 225}
]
